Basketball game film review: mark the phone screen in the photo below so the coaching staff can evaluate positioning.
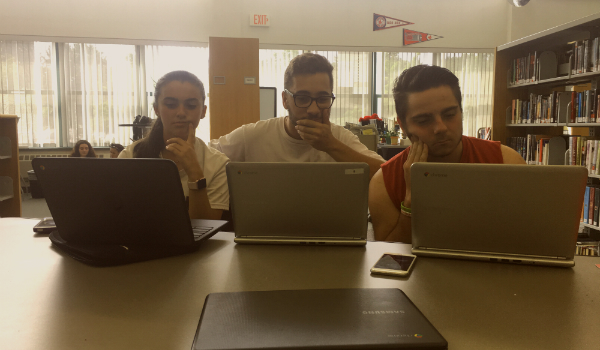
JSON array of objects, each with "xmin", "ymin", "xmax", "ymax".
[{"xmin": 373, "ymin": 254, "xmax": 415, "ymax": 271}]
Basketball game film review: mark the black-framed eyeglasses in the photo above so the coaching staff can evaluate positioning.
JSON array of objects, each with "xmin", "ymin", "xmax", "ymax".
[{"xmin": 284, "ymin": 89, "xmax": 336, "ymax": 109}]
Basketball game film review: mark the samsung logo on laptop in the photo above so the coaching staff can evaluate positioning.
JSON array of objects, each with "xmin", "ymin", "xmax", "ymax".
[
  {"xmin": 389, "ymin": 334, "xmax": 423, "ymax": 338},
  {"xmin": 363, "ymin": 310, "xmax": 404, "ymax": 314},
  {"xmin": 423, "ymin": 172, "xmax": 447, "ymax": 178},
  {"xmin": 237, "ymin": 171, "xmax": 258, "ymax": 175}
]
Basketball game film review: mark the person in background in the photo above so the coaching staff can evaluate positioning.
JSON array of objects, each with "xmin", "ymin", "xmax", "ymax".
[
  {"xmin": 119, "ymin": 70, "xmax": 229, "ymax": 220},
  {"xmin": 109, "ymin": 143, "xmax": 124, "ymax": 158},
  {"xmin": 369, "ymin": 65, "xmax": 526, "ymax": 243},
  {"xmin": 70, "ymin": 140, "xmax": 97, "ymax": 158},
  {"xmin": 209, "ymin": 52, "xmax": 384, "ymax": 179}
]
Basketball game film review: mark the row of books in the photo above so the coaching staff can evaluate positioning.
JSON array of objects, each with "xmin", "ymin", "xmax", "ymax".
[
  {"xmin": 569, "ymin": 89, "xmax": 598, "ymax": 123},
  {"xmin": 575, "ymin": 241, "xmax": 599, "ymax": 256},
  {"xmin": 582, "ymin": 185, "xmax": 600, "ymax": 228},
  {"xmin": 571, "ymin": 38, "xmax": 600, "ymax": 75},
  {"xmin": 508, "ymin": 89, "xmax": 600, "ymax": 124},
  {"xmin": 509, "ymin": 52, "xmax": 537, "ymax": 85},
  {"xmin": 506, "ymin": 135, "xmax": 600, "ymax": 172},
  {"xmin": 510, "ymin": 93, "xmax": 556, "ymax": 124},
  {"xmin": 507, "ymin": 136, "xmax": 551, "ymax": 165},
  {"xmin": 567, "ymin": 137, "xmax": 600, "ymax": 176}
]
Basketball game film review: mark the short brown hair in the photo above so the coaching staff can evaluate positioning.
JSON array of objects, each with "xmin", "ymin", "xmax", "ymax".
[
  {"xmin": 393, "ymin": 65, "xmax": 462, "ymax": 126},
  {"xmin": 284, "ymin": 53, "xmax": 334, "ymax": 91}
]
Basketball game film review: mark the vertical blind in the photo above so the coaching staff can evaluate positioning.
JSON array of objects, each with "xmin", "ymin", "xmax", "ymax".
[
  {"xmin": 439, "ymin": 53, "xmax": 494, "ymax": 138},
  {"xmin": 379, "ymin": 52, "xmax": 433, "ymax": 129},
  {"xmin": 259, "ymin": 50, "xmax": 372, "ymax": 127},
  {"xmin": 1, "ymin": 41, "xmax": 494, "ymax": 147},
  {"xmin": 59, "ymin": 43, "xmax": 139, "ymax": 147},
  {"xmin": 144, "ymin": 45, "xmax": 210, "ymax": 142},
  {"xmin": 380, "ymin": 52, "xmax": 494, "ymax": 137},
  {"xmin": 0, "ymin": 41, "xmax": 59, "ymax": 147}
]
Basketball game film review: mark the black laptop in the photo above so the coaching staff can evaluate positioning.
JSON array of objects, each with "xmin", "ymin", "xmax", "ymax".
[
  {"xmin": 192, "ymin": 288, "xmax": 447, "ymax": 350},
  {"xmin": 32, "ymin": 157, "xmax": 227, "ymax": 266}
]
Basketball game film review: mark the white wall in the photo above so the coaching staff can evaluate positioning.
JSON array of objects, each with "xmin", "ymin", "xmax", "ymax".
[
  {"xmin": 510, "ymin": 0, "xmax": 600, "ymax": 41},
  {"xmin": 1, "ymin": 0, "xmax": 510, "ymax": 49}
]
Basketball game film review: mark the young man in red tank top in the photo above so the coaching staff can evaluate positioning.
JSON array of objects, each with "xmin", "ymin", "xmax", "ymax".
[{"xmin": 369, "ymin": 65, "xmax": 525, "ymax": 243}]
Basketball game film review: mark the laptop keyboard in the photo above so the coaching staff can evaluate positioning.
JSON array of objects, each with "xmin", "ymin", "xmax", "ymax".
[{"xmin": 192, "ymin": 226, "xmax": 214, "ymax": 241}]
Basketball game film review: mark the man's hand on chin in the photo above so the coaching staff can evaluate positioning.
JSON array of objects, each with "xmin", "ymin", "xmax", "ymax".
[{"xmin": 295, "ymin": 118, "xmax": 338, "ymax": 152}]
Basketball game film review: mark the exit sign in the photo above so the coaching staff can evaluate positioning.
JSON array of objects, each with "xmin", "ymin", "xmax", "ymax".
[{"xmin": 250, "ymin": 14, "xmax": 270, "ymax": 27}]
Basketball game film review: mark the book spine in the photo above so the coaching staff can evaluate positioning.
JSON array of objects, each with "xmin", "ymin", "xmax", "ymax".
[
  {"xmin": 591, "ymin": 89, "xmax": 597, "ymax": 123},
  {"xmin": 577, "ymin": 136, "xmax": 582, "ymax": 166},
  {"xmin": 586, "ymin": 140, "xmax": 592, "ymax": 173},
  {"xmin": 596, "ymin": 140, "xmax": 600, "ymax": 175},
  {"xmin": 584, "ymin": 186, "xmax": 590, "ymax": 223},
  {"xmin": 584, "ymin": 40, "xmax": 589, "ymax": 73},
  {"xmin": 571, "ymin": 92, "xmax": 576, "ymax": 123},
  {"xmin": 577, "ymin": 93, "xmax": 581, "ymax": 123},
  {"xmin": 589, "ymin": 186, "xmax": 595, "ymax": 225},
  {"xmin": 593, "ymin": 187, "xmax": 600, "ymax": 226},
  {"xmin": 570, "ymin": 137, "xmax": 576, "ymax": 166},
  {"xmin": 512, "ymin": 99, "xmax": 515, "ymax": 124},
  {"xmin": 592, "ymin": 140, "xmax": 598, "ymax": 172}
]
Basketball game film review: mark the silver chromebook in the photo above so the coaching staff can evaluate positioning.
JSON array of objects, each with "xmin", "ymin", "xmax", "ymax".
[
  {"xmin": 226, "ymin": 162, "xmax": 369, "ymax": 245},
  {"xmin": 410, "ymin": 163, "xmax": 587, "ymax": 267}
]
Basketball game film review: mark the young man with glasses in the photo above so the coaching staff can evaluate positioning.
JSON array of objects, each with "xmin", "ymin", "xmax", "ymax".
[{"xmin": 209, "ymin": 53, "xmax": 384, "ymax": 179}]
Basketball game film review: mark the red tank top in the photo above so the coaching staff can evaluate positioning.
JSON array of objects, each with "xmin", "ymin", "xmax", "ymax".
[{"xmin": 381, "ymin": 136, "xmax": 504, "ymax": 211}]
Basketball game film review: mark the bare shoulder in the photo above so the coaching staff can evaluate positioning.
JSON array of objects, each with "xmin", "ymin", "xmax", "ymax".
[{"xmin": 500, "ymin": 145, "xmax": 526, "ymax": 164}]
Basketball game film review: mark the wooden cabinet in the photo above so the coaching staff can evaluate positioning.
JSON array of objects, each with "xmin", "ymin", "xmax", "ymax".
[
  {"xmin": 0, "ymin": 115, "xmax": 21, "ymax": 217},
  {"xmin": 209, "ymin": 37, "xmax": 260, "ymax": 139}
]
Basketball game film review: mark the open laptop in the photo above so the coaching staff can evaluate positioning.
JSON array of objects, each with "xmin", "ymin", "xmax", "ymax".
[
  {"xmin": 411, "ymin": 163, "xmax": 588, "ymax": 267},
  {"xmin": 192, "ymin": 288, "xmax": 448, "ymax": 350},
  {"xmin": 32, "ymin": 158, "xmax": 227, "ymax": 266},
  {"xmin": 226, "ymin": 162, "xmax": 369, "ymax": 245}
]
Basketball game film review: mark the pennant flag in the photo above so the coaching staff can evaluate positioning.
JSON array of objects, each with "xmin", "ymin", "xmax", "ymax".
[
  {"xmin": 373, "ymin": 13, "xmax": 413, "ymax": 31},
  {"xmin": 403, "ymin": 29, "xmax": 443, "ymax": 45}
]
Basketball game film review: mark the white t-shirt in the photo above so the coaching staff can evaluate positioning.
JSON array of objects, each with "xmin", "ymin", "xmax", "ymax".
[
  {"xmin": 119, "ymin": 137, "xmax": 230, "ymax": 210},
  {"xmin": 209, "ymin": 117, "xmax": 383, "ymax": 162}
]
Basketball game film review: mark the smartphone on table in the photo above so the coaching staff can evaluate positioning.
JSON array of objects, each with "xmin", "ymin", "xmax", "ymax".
[
  {"xmin": 33, "ymin": 217, "xmax": 56, "ymax": 234},
  {"xmin": 370, "ymin": 253, "xmax": 417, "ymax": 277}
]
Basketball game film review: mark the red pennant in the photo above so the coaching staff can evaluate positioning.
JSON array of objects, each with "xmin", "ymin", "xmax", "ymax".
[{"xmin": 403, "ymin": 29, "xmax": 443, "ymax": 45}]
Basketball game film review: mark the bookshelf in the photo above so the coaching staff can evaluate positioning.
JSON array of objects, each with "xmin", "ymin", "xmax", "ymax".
[
  {"xmin": 0, "ymin": 115, "xmax": 21, "ymax": 217},
  {"xmin": 493, "ymin": 13, "xmax": 600, "ymax": 256},
  {"xmin": 493, "ymin": 13, "xmax": 600, "ymax": 145}
]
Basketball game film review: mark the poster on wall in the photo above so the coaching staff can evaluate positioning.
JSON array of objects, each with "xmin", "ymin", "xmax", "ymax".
[
  {"xmin": 373, "ymin": 13, "xmax": 413, "ymax": 31},
  {"xmin": 403, "ymin": 29, "xmax": 443, "ymax": 45}
]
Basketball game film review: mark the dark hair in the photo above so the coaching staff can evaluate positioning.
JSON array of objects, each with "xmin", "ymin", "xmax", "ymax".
[
  {"xmin": 133, "ymin": 71, "xmax": 205, "ymax": 158},
  {"xmin": 392, "ymin": 65, "xmax": 462, "ymax": 126},
  {"xmin": 110, "ymin": 143, "xmax": 124, "ymax": 152},
  {"xmin": 70, "ymin": 140, "xmax": 97, "ymax": 157},
  {"xmin": 284, "ymin": 53, "xmax": 334, "ymax": 91}
]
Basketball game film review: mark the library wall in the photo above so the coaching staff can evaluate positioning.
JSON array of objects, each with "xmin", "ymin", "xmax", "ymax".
[
  {"xmin": 510, "ymin": 0, "xmax": 600, "ymax": 41},
  {"xmin": 1, "ymin": 0, "xmax": 510, "ymax": 49}
]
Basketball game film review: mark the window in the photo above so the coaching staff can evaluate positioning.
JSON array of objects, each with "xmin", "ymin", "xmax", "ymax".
[
  {"xmin": 60, "ymin": 43, "xmax": 139, "ymax": 147},
  {"xmin": 377, "ymin": 51, "xmax": 493, "ymax": 137},
  {"xmin": 259, "ymin": 49, "xmax": 372, "ymax": 127},
  {"xmin": 439, "ymin": 53, "xmax": 494, "ymax": 138},
  {"xmin": 1, "ymin": 40, "xmax": 494, "ymax": 148},
  {"xmin": 377, "ymin": 52, "xmax": 433, "ymax": 130},
  {"xmin": 0, "ymin": 41, "xmax": 59, "ymax": 147},
  {"xmin": 144, "ymin": 45, "xmax": 210, "ymax": 142}
]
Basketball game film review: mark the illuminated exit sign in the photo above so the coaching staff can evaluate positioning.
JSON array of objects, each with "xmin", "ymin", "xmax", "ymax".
[{"xmin": 250, "ymin": 14, "xmax": 270, "ymax": 27}]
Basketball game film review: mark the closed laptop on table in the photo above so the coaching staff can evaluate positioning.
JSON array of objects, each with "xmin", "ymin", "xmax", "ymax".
[
  {"xmin": 32, "ymin": 158, "xmax": 227, "ymax": 266},
  {"xmin": 410, "ymin": 163, "xmax": 587, "ymax": 267},
  {"xmin": 192, "ymin": 288, "xmax": 448, "ymax": 350},
  {"xmin": 226, "ymin": 162, "xmax": 369, "ymax": 245}
]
